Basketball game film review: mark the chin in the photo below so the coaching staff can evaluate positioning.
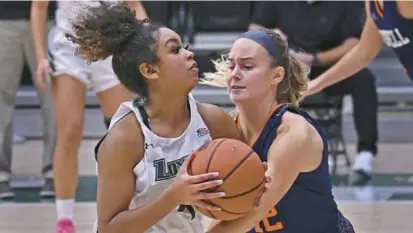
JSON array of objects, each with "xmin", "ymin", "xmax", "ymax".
[
  {"xmin": 183, "ymin": 78, "xmax": 198, "ymax": 93},
  {"xmin": 229, "ymin": 93, "xmax": 248, "ymax": 104},
  {"xmin": 190, "ymin": 76, "xmax": 199, "ymax": 87}
]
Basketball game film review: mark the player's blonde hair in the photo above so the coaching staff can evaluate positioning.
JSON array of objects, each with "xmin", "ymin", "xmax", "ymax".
[{"xmin": 201, "ymin": 28, "xmax": 309, "ymax": 106}]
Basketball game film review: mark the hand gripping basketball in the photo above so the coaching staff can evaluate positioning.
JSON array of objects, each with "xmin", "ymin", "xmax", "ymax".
[
  {"xmin": 187, "ymin": 138, "xmax": 267, "ymax": 220},
  {"xmin": 167, "ymin": 153, "xmax": 225, "ymax": 211}
]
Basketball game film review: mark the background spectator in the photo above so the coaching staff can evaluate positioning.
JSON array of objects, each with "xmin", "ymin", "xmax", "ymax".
[{"xmin": 250, "ymin": 1, "xmax": 378, "ymax": 183}]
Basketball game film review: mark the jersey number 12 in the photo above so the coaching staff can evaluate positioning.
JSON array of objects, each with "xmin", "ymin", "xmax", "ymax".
[{"xmin": 254, "ymin": 207, "xmax": 284, "ymax": 232}]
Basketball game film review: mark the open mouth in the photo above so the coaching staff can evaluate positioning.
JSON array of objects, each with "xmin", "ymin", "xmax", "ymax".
[
  {"xmin": 231, "ymin": 85, "xmax": 245, "ymax": 90},
  {"xmin": 190, "ymin": 62, "xmax": 198, "ymax": 69}
]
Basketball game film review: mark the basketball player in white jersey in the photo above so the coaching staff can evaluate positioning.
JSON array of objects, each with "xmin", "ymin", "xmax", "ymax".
[
  {"xmin": 30, "ymin": 1, "xmax": 147, "ymax": 232},
  {"xmin": 66, "ymin": 2, "xmax": 244, "ymax": 233}
]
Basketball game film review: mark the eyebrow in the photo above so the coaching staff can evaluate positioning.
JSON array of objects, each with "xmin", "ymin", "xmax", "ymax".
[
  {"xmin": 164, "ymin": 38, "xmax": 181, "ymax": 46},
  {"xmin": 228, "ymin": 57, "xmax": 255, "ymax": 62}
]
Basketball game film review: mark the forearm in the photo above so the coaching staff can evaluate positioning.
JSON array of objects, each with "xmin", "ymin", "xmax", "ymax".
[
  {"xmin": 316, "ymin": 38, "xmax": 359, "ymax": 65},
  {"xmin": 31, "ymin": 2, "xmax": 49, "ymax": 61},
  {"xmin": 134, "ymin": 2, "xmax": 148, "ymax": 19},
  {"xmin": 207, "ymin": 181, "xmax": 282, "ymax": 233},
  {"xmin": 100, "ymin": 191, "xmax": 178, "ymax": 233},
  {"xmin": 126, "ymin": 0, "xmax": 148, "ymax": 19},
  {"xmin": 207, "ymin": 208, "xmax": 263, "ymax": 233},
  {"xmin": 315, "ymin": 41, "xmax": 381, "ymax": 89}
]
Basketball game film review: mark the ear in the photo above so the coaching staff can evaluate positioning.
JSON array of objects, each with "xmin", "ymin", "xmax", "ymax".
[
  {"xmin": 271, "ymin": 66, "xmax": 285, "ymax": 85},
  {"xmin": 139, "ymin": 63, "xmax": 159, "ymax": 80}
]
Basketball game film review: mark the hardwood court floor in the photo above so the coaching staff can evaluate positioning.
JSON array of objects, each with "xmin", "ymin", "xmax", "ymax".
[{"xmin": 0, "ymin": 201, "xmax": 412, "ymax": 233}]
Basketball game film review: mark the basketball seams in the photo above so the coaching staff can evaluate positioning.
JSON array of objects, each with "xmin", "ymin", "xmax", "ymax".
[
  {"xmin": 220, "ymin": 177, "xmax": 265, "ymax": 199},
  {"xmin": 191, "ymin": 139, "xmax": 266, "ymax": 220},
  {"xmin": 210, "ymin": 149, "xmax": 255, "ymax": 194},
  {"xmin": 187, "ymin": 153, "xmax": 194, "ymax": 175},
  {"xmin": 198, "ymin": 139, "xmax": 226, "ymax": 218},
  {"xmin": 205, "ymin": 139, "xmax": 227, "ymax": 174},
  {"xmin": 208, "ymin": 149, "xmax": 263, "ymax": 216},
  {"xmin": 204, "ymin": 201, "xmax": 250, "ymax": 216},
  {"xmin": 202, "ymin": 200, "xmax": 217, "ymax": 219},
  {"xmin": 209, "ymin": 176, "xmax": 265, "ymax": 215},
  {"xmin": 206, "ymin": 209, "xmax": 216, "ymax": 219},
  {"xmin": 219, "ymin": 208, "xmax": 249, "ymax": 215}
]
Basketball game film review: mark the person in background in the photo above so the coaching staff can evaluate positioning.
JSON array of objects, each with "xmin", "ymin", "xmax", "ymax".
[
  {"xmin": 249, "ymin": 1, "xmax": 379, "ymax": 182},
  {"xmin": 0, "ymin": 0, "xmax": 56, "ymax": 200},
  {"xmin": 31, "ymin": 1, "xmax": 147, "ymax": 232},
  {"xmin": 304, "ymin": 0, "xmax": 413, "ymax": 94}
]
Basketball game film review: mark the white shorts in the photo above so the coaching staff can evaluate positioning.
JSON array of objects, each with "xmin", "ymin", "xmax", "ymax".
[{"xmin": 47, "ymin": 26, "xmax": 120, "ymax": 93}]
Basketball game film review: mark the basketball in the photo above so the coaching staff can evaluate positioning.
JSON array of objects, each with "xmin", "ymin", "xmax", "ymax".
[{"xmin": 188, "ymin": 138, "xmax": 266, "ymax": 221}]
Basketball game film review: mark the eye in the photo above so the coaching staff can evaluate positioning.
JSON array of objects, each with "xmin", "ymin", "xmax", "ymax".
[
  {"xmin": 243, "ymin": 64, "xmax": 253, "ymax": 70},
  {"xmin": 172, "ymin": 46, "xmax": 182, "ymax": 54},
  {"xmin": 172, "ymin": 44, "xmax": 190, "ymax": 54}
]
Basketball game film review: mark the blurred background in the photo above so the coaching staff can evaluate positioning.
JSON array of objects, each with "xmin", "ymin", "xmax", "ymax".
[{"xmin": 1, "ymin": 1, "xmax": 412, "ymax": 233}]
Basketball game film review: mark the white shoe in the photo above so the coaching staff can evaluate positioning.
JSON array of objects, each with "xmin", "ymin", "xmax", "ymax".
[
  {"xmin": 354, "ymin": 185, "xmax": 374, "ymax": 201},
  {"xmin": 352, "ymin": 151, "xmax": 374, "ymax": 176}
]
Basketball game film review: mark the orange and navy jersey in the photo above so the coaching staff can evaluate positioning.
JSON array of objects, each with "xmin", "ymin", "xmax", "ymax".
[
  {"xmin": 245, "ymin": 104, "xmax": 353, "ymax": 233},
  {"xmin": 370, "ymin": 0, "xmax": 413, "ymax": 80}
]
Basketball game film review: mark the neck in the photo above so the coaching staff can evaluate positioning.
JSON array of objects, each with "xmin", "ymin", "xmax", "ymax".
[
  {"xmin": 236, "ymin": 95, "xmax": 278, "ymax": 144},
  {"xmin": 145, "ymin": 91, "xmax": 190, "ymax": 127}
]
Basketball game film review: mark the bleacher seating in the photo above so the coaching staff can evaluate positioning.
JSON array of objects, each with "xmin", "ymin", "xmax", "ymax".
[
  {"xmin": 185, "ymin": 1, "xmax": 253, "ymax": 46},
  {"xmin": 184, "ymin": 1, "xmax": 253, "ymax": 74},
  {"xmin": 15, "ymin": 0, "xmax": 413, "ymax": 151},
  {"xmin": 301, "ymin": 94, "xmax": 351, "ymax": 174}
]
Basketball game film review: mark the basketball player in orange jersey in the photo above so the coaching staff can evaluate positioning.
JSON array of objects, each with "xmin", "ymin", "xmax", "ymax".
[
  {"xmin": 66, "ymin": 2, "xmax": 247, "ymax": 233},
  {"xmin": 305, "ymin": 0, "xmax": 413, "ymax": 94},
  {"xmin": 202, "ymin": 29, "xmax": 355, "ymax": 233},
  {"xmin": 303, "ymin": 0, "xmax": 413, "ymax": 180}
]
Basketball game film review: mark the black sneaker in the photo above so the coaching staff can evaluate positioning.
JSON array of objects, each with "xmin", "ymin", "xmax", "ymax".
[
  {"xmin": 40, "ymin": 178, "xmax": 55, "ymax": 197},
  {"xmin": 0, "ymin": 181, "xmax": 14, "ymax": 200}
]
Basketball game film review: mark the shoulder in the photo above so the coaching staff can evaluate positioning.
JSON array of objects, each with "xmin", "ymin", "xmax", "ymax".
[
  {"xmin": 97, "ymin": 112, "xmax": 144, "ymax": 169},
  {"xmin": 196, "ymin": 102, "xmax": 232, "ymax": 121},
  {"xmin": 279, "ymin": 111, "xmax": 322, "ymax": 147},
  {"xmin": 196, "ymin": 102, "xmax": 243, "ymax": 141},
  {"xmin": 275, "ymin": 111, "xmax": 324, "ymax": 171}
]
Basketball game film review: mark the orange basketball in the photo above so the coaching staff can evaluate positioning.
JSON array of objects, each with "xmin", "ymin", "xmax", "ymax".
[{"xmin": 188, "ymin": 138, "xmax": 266, "ymax": 221}]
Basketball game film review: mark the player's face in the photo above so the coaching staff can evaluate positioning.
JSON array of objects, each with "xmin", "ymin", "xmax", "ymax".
[
  {"xmin": 152, "ymin": 27, "xmax": 199, "ymax": 93},
  {"xmin": 227, "ymin": 38, "xmax": 281, "ymax": 104}
]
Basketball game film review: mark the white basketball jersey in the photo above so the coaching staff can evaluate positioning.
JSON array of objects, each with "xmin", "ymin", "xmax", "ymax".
[
  {"xmin": 55, "ymin": 0, "xmax": 117, "ymax": 34},
  {"xmin": 94, "ymin": 94, "xmax": 212, "ymax": 233}
]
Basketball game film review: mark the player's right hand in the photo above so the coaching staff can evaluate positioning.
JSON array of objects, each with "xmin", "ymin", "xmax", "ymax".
[
  {"xmin": 167, "ymin": 153, "xmax": 225, "ymax": 211},
  {"xmin": 35, "ymin": 58, "xmax": 52, "ymax": 91}
]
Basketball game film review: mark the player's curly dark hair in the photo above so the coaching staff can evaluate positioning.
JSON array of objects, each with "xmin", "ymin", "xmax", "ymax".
[{"xmin": 66, "ymin": 1, "xmax": 162, "ymax": 105}]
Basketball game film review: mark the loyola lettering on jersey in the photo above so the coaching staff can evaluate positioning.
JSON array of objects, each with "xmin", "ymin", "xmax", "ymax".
[
  {"xmin": 152, "ymin": 139, "xmax": 211, "ymax": 182},
  {"xmin": 153, "ymin": 156, "xmax": 188, "ymax": 181}
]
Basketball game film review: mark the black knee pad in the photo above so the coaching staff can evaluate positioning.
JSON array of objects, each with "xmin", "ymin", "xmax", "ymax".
[{"xmin": 104, "ymin": 117, "xmax": 111, "ymax": 129}]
